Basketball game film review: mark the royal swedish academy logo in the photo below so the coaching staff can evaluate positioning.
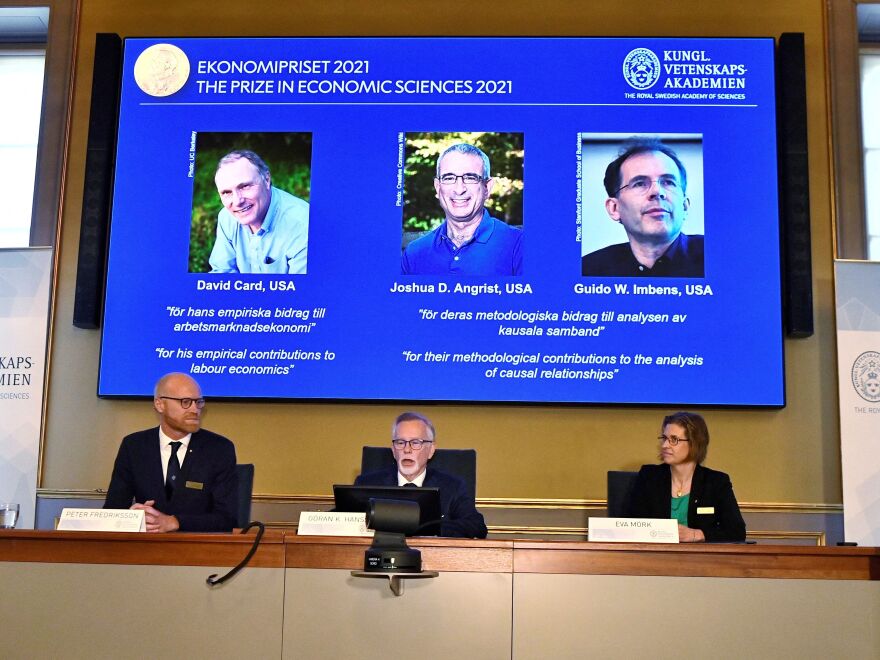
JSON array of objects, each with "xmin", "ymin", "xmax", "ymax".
[
  {"xmin": 852, "ymin": 351, "xmax": 880, "ymax": 402},
  {"xmin": 623, "ymin": 48, "xmax": 661, "ymax": 90}
]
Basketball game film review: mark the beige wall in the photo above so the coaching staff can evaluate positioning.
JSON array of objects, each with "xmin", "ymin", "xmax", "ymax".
[{"xmin": 43, "ymin": 0, "xmax": 838, "ymax": 505}]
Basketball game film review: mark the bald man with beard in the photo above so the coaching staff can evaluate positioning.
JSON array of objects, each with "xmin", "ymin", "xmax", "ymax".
[{"xmin": 104, "ymin": 373, "xmax": 238, "ymax": 532}]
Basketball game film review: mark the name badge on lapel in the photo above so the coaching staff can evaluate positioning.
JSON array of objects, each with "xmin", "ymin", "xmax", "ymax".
[
  {"xmin": 697, "ymin": 506, "xmax": 715, "ymax": 514},
  {"xmin": 186, "ymin": 481, "xmax": 204, "ymax": 490}
]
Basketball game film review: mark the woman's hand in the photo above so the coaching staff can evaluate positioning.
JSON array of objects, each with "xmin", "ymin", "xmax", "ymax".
[{"xmin": 678, "ymin": 524, "xmax": 705, "ymax": 543}]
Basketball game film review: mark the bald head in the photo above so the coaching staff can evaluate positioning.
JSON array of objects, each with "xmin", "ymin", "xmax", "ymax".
[
  {"xmin": 153, "ymin": 372, "xmax": 203, "ymax": 439},
  {"xmin": 153, "ymin": 372, "xmax": 197, "ymax": 397}
]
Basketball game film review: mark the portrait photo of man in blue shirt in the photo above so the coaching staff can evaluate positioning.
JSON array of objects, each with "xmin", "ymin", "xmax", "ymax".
[
  {"xmin": 208, "ymin": 149, "xmax": 310, "ymax": 274},
  {"xmin": 401, "ymin": 143, "xmax": 523, "ymax": 276},
  {"xmin": 581, "ymin": 137, "xmax": 704, "ymax": 278}
]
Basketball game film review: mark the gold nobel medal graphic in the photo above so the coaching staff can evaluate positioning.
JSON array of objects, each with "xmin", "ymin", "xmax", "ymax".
[{"xmin": 133, "ymin": 43, "xmax": 190, "ymax": 97}]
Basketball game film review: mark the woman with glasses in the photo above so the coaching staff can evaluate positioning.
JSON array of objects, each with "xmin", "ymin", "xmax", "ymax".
[{"xmin": 626, "ymin": 411, "xmax": 746, "ymax": 543}]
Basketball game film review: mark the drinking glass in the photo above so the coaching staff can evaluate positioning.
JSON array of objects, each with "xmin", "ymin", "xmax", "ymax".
[{"xmin": 0, "ymin": 503, "xmax": 20, "ymax": 528}]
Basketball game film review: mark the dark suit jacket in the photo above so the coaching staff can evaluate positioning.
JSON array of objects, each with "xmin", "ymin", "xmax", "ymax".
[
  {"xmin": 626, "ymin": 463, "xmax": 746, "ymax": 542},
  {"xmin": 104, "ymin": 427, "xmax": 238, "ymax": 532},
  {"xmin": 354, "ymin": 466, "xmax": 488, "ymax": 539},
  {"xmin": 582, "ymin": 233, "xmax": 704, "ymax": 277}
]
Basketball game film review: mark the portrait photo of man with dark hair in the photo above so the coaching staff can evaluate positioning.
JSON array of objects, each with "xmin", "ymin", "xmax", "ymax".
[{"xmin": 581, "ymin": 135, "xmax": 704, "ymax": 278}]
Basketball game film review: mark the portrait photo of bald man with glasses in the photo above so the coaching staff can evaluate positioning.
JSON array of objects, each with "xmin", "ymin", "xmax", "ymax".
[
  {"xmin": 401, "ymin": 142, "xmax": 523, "ymax": 276},
  {"xmin": 581, "ymin": 136, "xmax": 704, "ymax": 278}
]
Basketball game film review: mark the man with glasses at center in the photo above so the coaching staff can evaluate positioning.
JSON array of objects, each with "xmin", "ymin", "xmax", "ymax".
[
  {"xmin": 104, "ymin": 372, "xmax": 238, "ymax": 532},
  {"xmin": 354, "ymin": 411, "xmax": 487, "ymax": 538},
  {"xmin": 582, "ymin": 137, "xmax": 704, "ymax": 277},
  {"xmin": 401, "ymin": 142, "xmax": 523, "ymax": 275}
]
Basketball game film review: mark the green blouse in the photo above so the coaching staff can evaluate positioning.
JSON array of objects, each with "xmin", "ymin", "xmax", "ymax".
[{"xmin": 671, "ymin": 494, "xmax": 690, "ymax": 526}]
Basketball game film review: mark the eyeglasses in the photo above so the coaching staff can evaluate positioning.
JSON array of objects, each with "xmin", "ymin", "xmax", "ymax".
[
  {"xmin": 615, "ymin": 175, "xmax": 681, "ymax": 196},
  {"xmin": 160, "ymin": 396, "xmax": 206, "ymax": 409},
  {"xmin": 392, "ymin": 439, "xmax": 434, "ymax": 450},
  {"xmin": 437, "ymin": 173, "xmax": 486, "ymax": 186},
  {"xmin": 657, "ymin": 435, "xmax": 689, "ymax": 446}
]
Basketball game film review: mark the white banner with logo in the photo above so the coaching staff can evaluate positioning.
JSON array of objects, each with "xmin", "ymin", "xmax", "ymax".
[
  {"xmin": 835, "ymin": 260, "xmax": 880, "ymax": 545},
  {"xmin": 0, "ymin": 247, "xmax": 52, "ymax": 529}
]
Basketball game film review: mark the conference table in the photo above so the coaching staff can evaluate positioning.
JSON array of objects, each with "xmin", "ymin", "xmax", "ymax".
[{"xmin": 1, "ymin": 530, "xmax": 878, "ymax": 659}]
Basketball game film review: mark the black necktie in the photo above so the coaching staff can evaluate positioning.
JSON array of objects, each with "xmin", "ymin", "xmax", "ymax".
[
  {"xmin": 403, "ymin": 483, "xmax": 417, "ymax": 488},
  {"xmin": 166, "ymin": 441, "xmax": 182, "ymax": 500}
]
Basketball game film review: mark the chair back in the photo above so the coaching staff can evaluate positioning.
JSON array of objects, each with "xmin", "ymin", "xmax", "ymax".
[
  {"xmin": 236, "ymin": 463, "xmax": 255, "ymax": 528},
  {"xmin": 606, "ymin": 470, "xmax": 638, "ymax": 517},
  {"xmin": 360, "ymin": 446, "xmax": 477, "ymax": 498}
]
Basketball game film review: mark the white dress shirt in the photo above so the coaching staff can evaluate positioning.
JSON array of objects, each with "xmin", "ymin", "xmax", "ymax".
[
  {"xmin": 158, "ymin": 428, "xmax": 191, "ymax": 482},
  {"xmin": 397, "ymin": 470, "xmax": 427, "ymax": 487}
]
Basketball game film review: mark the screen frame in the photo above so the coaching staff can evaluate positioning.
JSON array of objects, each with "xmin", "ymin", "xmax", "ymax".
[{"xmin": 96, "ymin": 35, "xmax": 787, "ymax": 409}]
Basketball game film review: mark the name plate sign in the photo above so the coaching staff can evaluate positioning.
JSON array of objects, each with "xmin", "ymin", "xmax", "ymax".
[
  {"xmin": 588, "ymin": 517, "xmax": 679, "ymax": 543},
  {"xmin": 297, "ymin": 511, "xmax": 373, "ymax": 537},
  {"xmin": 57, "ymin": 508, "xmax": 145, "ymax": 532}
]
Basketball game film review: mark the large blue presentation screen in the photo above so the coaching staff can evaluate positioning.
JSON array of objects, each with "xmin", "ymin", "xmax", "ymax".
[{"xmin": 99, "ymin": 37, "xmax": 784, "ymax": 406}]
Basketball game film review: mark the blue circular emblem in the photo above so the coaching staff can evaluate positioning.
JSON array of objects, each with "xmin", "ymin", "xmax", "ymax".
[
  {"xmin": 623, "ymin": 48, "xmax": 661, "ymax": 90},
  {"xmin": 852, "ymin": 351, "xmax": 880, "ymax": 402}
]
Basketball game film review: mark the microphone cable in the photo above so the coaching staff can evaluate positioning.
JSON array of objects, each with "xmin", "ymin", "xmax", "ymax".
[{"xmin": 206, "ymin": 521, "xmax": 265, "ymax": 587}]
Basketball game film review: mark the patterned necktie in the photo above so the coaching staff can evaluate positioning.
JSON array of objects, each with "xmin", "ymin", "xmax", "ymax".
[{"xmin": 166, "ymin": 441, "xmax": 182, "ymax": 500}]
